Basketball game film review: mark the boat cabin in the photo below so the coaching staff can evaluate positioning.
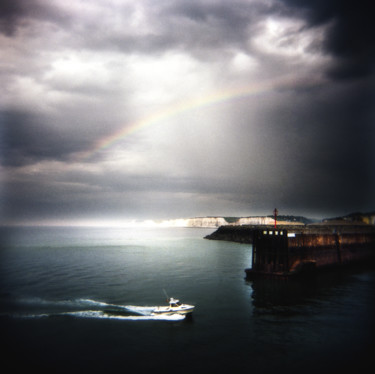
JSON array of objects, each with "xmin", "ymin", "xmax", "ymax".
[{"xmin": 169, "ymin": 298, "xmax": 182, "ymax": 307}]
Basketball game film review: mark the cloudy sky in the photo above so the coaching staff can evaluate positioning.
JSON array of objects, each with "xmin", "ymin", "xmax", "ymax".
[{"xmin": 1, "ymin": 0, "xmax": 374, "ymax": 225}]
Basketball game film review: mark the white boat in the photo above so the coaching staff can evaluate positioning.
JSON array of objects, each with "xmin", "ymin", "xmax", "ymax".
[{"xmin": 152, "ymin": 297, "xmax": 195, "ymax": 316}]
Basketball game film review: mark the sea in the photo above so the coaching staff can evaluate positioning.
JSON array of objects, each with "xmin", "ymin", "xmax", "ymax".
[{"xmin": 0, "ymin": 226, "xmax": 374, "ymax": 373}]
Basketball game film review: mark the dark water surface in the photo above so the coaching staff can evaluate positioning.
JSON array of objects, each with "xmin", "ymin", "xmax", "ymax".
[{"xmin": 0, "ymin": 226, "xmax": 374, "ymax": 373}]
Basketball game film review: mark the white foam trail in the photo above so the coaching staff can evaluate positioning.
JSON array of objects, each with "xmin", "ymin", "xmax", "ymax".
[
  {"xmin": 5, "ymin": 297, "xmax": 187, "ymax": 321},
  {"xmin": 76, "ymin": 300, "xmax": 168, "ymax": 316},
  {"xmin": 18, "ymin": 310, "xmax": 185, "ymax": 321},
  {"xmin": 15, "ymin": 297, "xmax": 110, "ymax": 309},
  {"xmin": 125, "ymin": 306, "xmax": 156, "ymax": 315},
  {"xmin": 18, "ymin": 297, "xmax": 135, "ymax": 312},
  {"xmin": 77, "ymin": 298, "xmax": 113, "ymax": 306},
  {"xmin": 65, "ymin": 311, "xmax": 186, "ymax": 321},
  {"xmin": 5, "ymin": 310, "xmax": 186, "ymax": 321}
]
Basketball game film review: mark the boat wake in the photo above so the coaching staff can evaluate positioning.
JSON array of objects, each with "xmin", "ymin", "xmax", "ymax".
[{"xmin": 0, "ymin": 297, "xmax": 186, "ymax": 321}]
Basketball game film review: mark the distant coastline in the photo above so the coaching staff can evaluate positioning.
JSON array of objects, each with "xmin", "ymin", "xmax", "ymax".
[
  {"xmin": 2, "ymin": 211, "xmax": 374, "ymax": 228},
  {"xmin": 146, "ymin": 211, "xmax": 375, "ymax": 228}
]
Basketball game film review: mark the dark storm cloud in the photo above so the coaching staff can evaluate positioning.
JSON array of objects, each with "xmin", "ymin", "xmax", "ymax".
[
  {"xmin": 223, "ymin": 78, "xmax": 375, "ymax": 216},
  {"xmin": 0, "ymin": 0, "xmax": 31, "ymax": 36},
  {"xmin": 0, "ymin": 0, "xmax": 69, "ymax": 36},
  {"xmin": 1, "ymin": 0, "xmax": 374, "ymax": 224},
  {"xmin": 3, "ymin": 0, "xmax": 373, "ymax": 77},
  {"xmin": 57, "ymin": 0, "xmax": 268, "ymax": 58},
  {"xmin": 281, "ymin": 84, "xmax": 374, "ymax": 212},
  {"xmin": 280, "ymin": 0, "xmax": 375, "ymax": 79},
  {"xmin": 162, "ymin": 0, "xmax": 265, "ymax": 48},
  {"xmin": 0, "ymin": 111, "xmax": 93, "ymax": 166}
]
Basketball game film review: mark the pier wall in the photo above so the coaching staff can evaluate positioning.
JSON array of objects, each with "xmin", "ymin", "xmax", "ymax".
[
  {"xmin": 205, "ymin": 224, "xmax": 375, "ymax": 277},
  {"xmin": 288, "ymin": 232, "xmax": 375, "ymax": 268}
]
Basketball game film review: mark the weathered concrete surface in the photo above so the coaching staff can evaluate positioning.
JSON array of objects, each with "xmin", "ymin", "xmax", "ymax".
[
  {"xmin": 205, "ymin": 223, "xmax": 375, "ymax": 277},
  {"xmin": 205, "ymin": 223, "xmax": 375, "ymax": 243},
  {"xmin": 204, "ymin": 225, "xmax": 258, "ymax": 243},
  {"xmin": 204, "ymin": 223, "xmax": 317, "ymax": 244}
]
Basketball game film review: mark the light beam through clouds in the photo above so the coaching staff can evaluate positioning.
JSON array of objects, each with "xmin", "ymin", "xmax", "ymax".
[{"xmin": 76, "ymin": 72, "xmax": 317, "ymax": 162}]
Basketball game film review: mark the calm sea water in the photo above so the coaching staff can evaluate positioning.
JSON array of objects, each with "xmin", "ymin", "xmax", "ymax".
[{"xmin": 0, "ymin": 226, "xmax": 374, "ymax": 373}]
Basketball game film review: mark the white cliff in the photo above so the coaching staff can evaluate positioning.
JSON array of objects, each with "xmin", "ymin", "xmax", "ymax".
[
  {"xmin": 186, "ymin": 217, "xmax": 228, "ymax": 228},
  {"xmin": 159, "ymin": 216, "xmax": 281, "ymax": 228},
  {"xmin": 235, "ymin": 217, "xmax": 275, "ymax": 225},
  {"xmin": 137, "ymin": 216, "xmax": 308, "ymax": 228}
]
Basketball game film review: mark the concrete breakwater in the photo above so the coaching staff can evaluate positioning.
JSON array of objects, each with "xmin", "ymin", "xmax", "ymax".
[
  {"xmin": 205, "ymin": 224, "xmax": 305, "ymax": 243},
  {"xmin": 205, "ymin": 223, "xmax": 375, "ymax": 277},
  {"xmin": 204, "ymin": 225, "xmax": 259, "ymax": 243}
]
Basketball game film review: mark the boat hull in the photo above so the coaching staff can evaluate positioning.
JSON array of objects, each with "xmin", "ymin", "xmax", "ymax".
[{"xmin": 152, "ymin": 305, "xmax": 195, "ymax": 316}]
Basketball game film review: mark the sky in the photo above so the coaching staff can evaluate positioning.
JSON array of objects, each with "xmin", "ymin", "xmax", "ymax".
[{"xmin": 1, "ymin": 0, "xmax": 374, "ymax": 225}]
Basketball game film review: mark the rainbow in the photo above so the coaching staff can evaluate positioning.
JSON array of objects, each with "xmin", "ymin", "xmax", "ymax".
[{"xmin": 75, "ymin": 74, "xmax": 303, "ymax": 162}]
